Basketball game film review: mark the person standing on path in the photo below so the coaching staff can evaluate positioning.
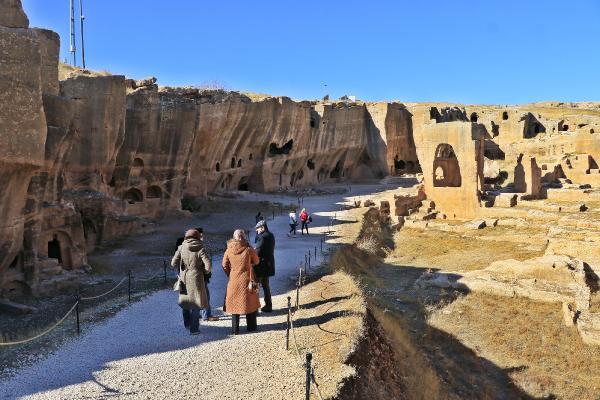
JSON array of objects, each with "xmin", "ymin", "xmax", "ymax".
[
  {"xmin": 300, "ymin": 208, "xmax": 310, "ymax": 235},
  {"xmin": 254, "ymin": 220, "xmax": 275, "ymax": 312},
  {"xmin": 288, "ymin": 210, "xmax": 298, "ymax": 237},
  {"xmin": 222, "ymin": 229, "xmax": 261, "ymax": 334},
  {"xmin": 171, "ymin": 229, "xmax": 210, "ymax": 335}
]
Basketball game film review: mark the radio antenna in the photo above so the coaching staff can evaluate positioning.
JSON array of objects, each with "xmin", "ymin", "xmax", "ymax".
[
  {"xmin": 79, "ymin": 0, "xmax": 85, "ymax": 68},
  {"xmin": 69, "ymin": 0, "xmax": 77, "ymax": 66}
]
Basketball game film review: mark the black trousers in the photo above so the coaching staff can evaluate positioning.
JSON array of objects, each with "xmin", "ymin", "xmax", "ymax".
[
  {"xmin": 232, "ymin": 312, "xmax": 257, "ymax": 334},
  {"xmin": 260, "ymin": 276, "xmax": 272, "ymax": 308},
  {"xmin": 301, "ymin": 221, "xmax": 309, "ymax": 234}
]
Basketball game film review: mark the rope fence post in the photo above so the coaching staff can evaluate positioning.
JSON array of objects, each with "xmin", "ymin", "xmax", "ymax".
[
  {"xmin": 314, "ymin": 246, "xmax": 317, "ymax": 261},
  {"xmin": 308, "ymin": 251, "xmax": 311, "ymax": 270},
  {"xmin": 128, "ymin": 270, "xmax": 131, "ymax": 303},
  {"xmin": 286, "ymin": 296, "xmax": 291, "ymax": 351},
  {"xmin": 163, "ymin": 259, "xmax": 167, "ymax": 284},
  {"xmin": 75, "ymin": 296, "xmax": 80, "ymax": 335},
  {"xmin": 305, "ymin": 353, "xmax": 313, "ymax": 400},
  {"xmin": 296, "ymin": 267, "xmax": 302, "ymax": 310}
]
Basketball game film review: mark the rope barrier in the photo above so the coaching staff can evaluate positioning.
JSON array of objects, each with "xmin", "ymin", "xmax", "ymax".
[
  {"xmin": 79, "ymin": 276, "xmax": 127, "ymax": 301},
  {"xmin": 0, "ymin": 301, "xmax": 78, "ymax": 346},
  {"xmin": 134, "ymin": 270, "xmax": 165, "ymax": 282}
]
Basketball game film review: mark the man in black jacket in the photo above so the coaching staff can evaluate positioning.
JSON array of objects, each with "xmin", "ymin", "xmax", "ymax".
[{"xmin": 254, "ymin": 220, "xmax": 275, "ymax": 312}]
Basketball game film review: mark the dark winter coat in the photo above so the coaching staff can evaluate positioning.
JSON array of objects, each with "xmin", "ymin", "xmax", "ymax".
[
  {"xmin": 171, "ymin": 238, "xmax": 210, "ymax": 310},
  {"xmin": 254, "ymin": 229, "xmax": 275, "ymax": 278}
]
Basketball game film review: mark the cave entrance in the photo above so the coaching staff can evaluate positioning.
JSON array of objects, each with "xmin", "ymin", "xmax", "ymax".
[
  {"xmin": 269, "ymin": 139, "xmax": 294, "ymax": 156},
  {"xmin": 502, "ymin": 111, "xmax": 509, "ymax": 120},
  {"xmin": 470, "ymin": 112, "xmax": 478, "ymax": 123},
  {"xmin": 432, "ymin": 143, "xmax": 462, "ymax": 187},
  {"xmin": 394, "ymin": 155, "xmax": 406, "ymax": 170},
  {"xmin": 124, "ymin": 188, "xmax": 144, "ymax": 204},
  {"xmin": 238, "ymin": 177, "xmax": 249, "ymax": 191},
  {"xmin": 48, "ymin": 236, "xmax": 62, "ymax": 264}
]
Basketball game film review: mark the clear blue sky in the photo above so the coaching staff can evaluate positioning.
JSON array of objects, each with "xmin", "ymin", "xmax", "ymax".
[{"xmin": 22, "ymin": 0, "xmax": 600, "ymax": 104}]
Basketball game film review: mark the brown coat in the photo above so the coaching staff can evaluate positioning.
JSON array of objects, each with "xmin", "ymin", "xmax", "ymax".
[
  {"xmin": 171, "ymin": 238, "xmax": 210, "ymax": 310},
  {"xmin": 222, "ymin": 239, "xmax": 260, "ymax": 315}
]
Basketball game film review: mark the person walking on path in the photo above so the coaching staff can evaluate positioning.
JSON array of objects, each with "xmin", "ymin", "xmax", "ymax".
[
  {"xmin": 254, "ymin": 220, "xmax": 275, "ymax": 312},
  {"xmin": 288, "ymin": 210, "xmax": 298, "ymax": 237},
  {"xmin": 222, "ymin": 229, "xmax": 261, "ymax": 334},
  {"xmin": 171, "ymin": 229, "xmax": 211, "ymax": 335},
  {"xmin": 300, "ymin": 208, "xmax": 310, "ymax": 235}
]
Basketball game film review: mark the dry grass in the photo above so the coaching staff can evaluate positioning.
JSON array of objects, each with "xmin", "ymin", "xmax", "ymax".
[
  {"xmin": 429, "ymin": 292, "xmax": 600, "ymax": 399},
  {"xmin": 390, "ymin": 227, "xmax": 546, "ymax": 272},
  {"xmin": 286, "ymin": 271, "xmax": 366, "ymax": 399}
]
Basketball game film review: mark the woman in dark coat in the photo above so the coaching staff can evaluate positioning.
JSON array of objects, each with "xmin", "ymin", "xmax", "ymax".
[
  {"xmin": 222, "ymin": 229, "xmax": 260, "ymax": 334},
  {"xmin": 254, "ymin": 220, "xmax": 275, "ymax": 312},
  {"xmin": 171, "ymin": 229, "xmax": 210, "ymax": 335}
]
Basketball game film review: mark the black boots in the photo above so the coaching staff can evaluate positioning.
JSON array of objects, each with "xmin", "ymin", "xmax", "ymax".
[
  {"xmin": 232, "ymin": 313, "xmax": 258, "ymax": 334},
  {"xmin": 232, "ymin": 314, "xmax": 240, "ymax": 335},
  {"xmin": 247, "ymin": 312, "xmax": 258, "ymax": 332}
]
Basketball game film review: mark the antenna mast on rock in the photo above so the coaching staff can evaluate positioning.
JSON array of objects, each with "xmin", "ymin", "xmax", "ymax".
[
  {"xmin": 79, "ymin": 0, "xmax": 86, "ymax": 69},
  {"xmin": 69, "ymin": 0, "xmax": 77, "ymax": 66}
]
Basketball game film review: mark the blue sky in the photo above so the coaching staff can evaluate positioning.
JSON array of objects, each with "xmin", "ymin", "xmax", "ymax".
[{"xmin": 22, "ymin": 0, "xmax": 600, "ymax": 104}]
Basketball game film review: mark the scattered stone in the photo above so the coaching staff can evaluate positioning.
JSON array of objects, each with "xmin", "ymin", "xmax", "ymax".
[
  {"xmin": 363, "ymin": 200, "xmax": 375, "ymax": 207},
  {"xmin": 467, "ymin": 220, "xmax": 486, "ymax": 229}
]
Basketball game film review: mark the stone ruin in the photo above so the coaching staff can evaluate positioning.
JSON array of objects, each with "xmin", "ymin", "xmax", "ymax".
[{"xmin": 4, "ymin": 0, "xmax": 600, "ymax": 307}]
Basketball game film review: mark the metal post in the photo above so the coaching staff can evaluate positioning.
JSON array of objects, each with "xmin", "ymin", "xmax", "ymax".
[
  {"xmin": 304, "ymin": 254, "xmax": 307, "ymax": 270},
  {"xmin": 305, "ymin": 353, "xmax": 313, "ymax": 400},
  {"xmin": 272, "ymin": 209, "xmax": 275, "ymax": 220},
  {"xmin": 286, "ymin": 296, "xmax": 291, "ymax": 350},
  {"xmin": 296, "ymin": 268, "xmax": 302, "ymax": 309},
  {"xmin": 320, "ymin": 237, "xmax": 323, "ymax": 254},
  {"xmin": 69, "ymin": 0, "xmax": 77, "ymax": 66},
  {"xmin": 308, "ymin": 252, "xmax": 311, "ymax": 269},
  {"xmin": 75, "ymin": 296, "xmax": 80, "ymax": 335},
  {"xmin": 163, "ymin": 259, "xmax": 167, "ymax": 283},
  {"xmin": 314, "ymin": 246, "xmax": 317, "ymax": 260},
  {"xmin": 128, "ymin": 270, "xmax": 131, "ymax": 303},
  {"xmin": 79, "ymin": 0, "xmax": 86, "ymax": 68}
]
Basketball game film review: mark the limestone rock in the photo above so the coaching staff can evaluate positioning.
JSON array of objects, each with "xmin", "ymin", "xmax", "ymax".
[
  {"xmin": 0, "ymin": 0, "xmax": 28, "ymax": 28},
  {"xmin": 577, "ymin": 312, "xmax": 600, "ymax": 346}
]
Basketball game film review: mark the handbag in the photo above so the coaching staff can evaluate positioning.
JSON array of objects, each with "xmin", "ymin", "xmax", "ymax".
[
  {"xmin": 247, "ymin": 259, "xmax": 259, "ymax": 294},
  {"xmin": 173, "ymin": 256, "xmax": 187, "ymax": 295}
]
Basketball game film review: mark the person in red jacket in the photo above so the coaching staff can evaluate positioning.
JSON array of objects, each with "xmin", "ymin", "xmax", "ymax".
[{"xmin": 300, "ymin": 208, "xmax": 310, "ymax": 235}]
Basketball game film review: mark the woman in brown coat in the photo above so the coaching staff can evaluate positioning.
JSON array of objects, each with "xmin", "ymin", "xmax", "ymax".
[
  {"xmin": 222, "ymin": 229, "xmax": 260, "ymax": 334},
  {"xmin": 171, "ymin": 229, "xmax": 210, "ymax": 335}
]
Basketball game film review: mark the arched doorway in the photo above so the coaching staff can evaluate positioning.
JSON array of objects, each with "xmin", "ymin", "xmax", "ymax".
[
  {"xmin": 432, "ymin": 143, "xmax": 462, "ymax": 187},
  {"xmin": 146, "ymin": 185, "xmax": 163, "ymax": 199},
  {"xmin": 124, "ymin": 188, "xmax": 143, "ymax": 204},
  {"xmin": 46, "ymin": 231, "xmax": 73, "ymax": 269}
]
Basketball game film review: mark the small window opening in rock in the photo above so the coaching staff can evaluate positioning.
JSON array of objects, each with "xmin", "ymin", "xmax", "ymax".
[
  {"xmin": 108, "ymin": 176, "xmax": 116, "ymax": 187},
  {"xmin": 502, "ymin": 111, "xmax": 509, "ymax": 120},
  {"xmin": 470, "ymin": 112, "xmax": 478, "ymax": 123},
  {"xmin": 561, "ymin": 124, "xmax": 569, "ymax": 131},
  {"xmin": 269, "ymin": 139, "xmax": 294, "ymax": 156},
  {"xmin": 237, "ymin": 159, "xmax": 242, "ymax": 168},
  {"xmin": 249, "ymin": 153, "xmax": 253, "ymax": 160},
  {"xmin": 215, "ymin": 162, "xmax": 220, "ymax": 172},
  {"xmin": 306, "ymin": 159, "xmax": 315, "ymax": 170},
  {"xmin": 231, "ymin": 157, "xmax": 236, "ymax": 168},
  {"xmin": 48, "ymin": 235, "xmax": 62, "ymax": 263},
  {"xmin": 310, "ymin": 118, "xmax": 315, "ymax": 128},
  {"xmin": 238, "ymin": 177, "xmax": 249, "ymax": 191},
  {"xmin": 132, "ymin": 158, "xmax": 144, "ymax": 167}
]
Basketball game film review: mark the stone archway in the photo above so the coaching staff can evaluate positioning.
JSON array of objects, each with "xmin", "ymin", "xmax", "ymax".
[
  {"xmin": 124, "ymin": 187, "xmax": 143, "ymax": 204},
  {"xmin": 432, "ymin": 143, "xmax": 462, "ymax": 187}
]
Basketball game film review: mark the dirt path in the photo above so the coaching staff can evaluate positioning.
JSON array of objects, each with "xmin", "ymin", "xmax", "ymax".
[{"xmin": 0, "ymin": 184, "xmax": 391, "ymax": 400}]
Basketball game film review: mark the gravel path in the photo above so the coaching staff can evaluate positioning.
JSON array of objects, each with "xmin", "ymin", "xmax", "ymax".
[{"xmin": 0, "ymin": 185, "xmax": 387, "ymax": 400}]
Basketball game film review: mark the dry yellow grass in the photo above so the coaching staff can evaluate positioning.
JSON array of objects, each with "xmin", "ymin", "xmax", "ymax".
[
  {"xmin": 286, "ymin": 271, "xmax": 365, "ymax": 399},
  {"xmin": 390, "ymin": 227, "xmax": 546, "ymax": 272},
  {"xmin": 429, "ymin": 293, "xmax": 600, "ymax": 399}
]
